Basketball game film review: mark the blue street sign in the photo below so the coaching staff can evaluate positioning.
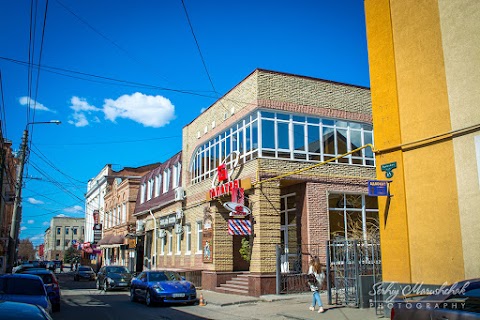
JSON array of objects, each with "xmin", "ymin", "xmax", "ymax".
[{"xmin": 368, "ymin": 180, "xmax": 391, "ymax": 196}]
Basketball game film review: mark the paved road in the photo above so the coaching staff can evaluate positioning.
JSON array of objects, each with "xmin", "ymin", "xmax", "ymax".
[{"xmin": 52, "ymin": 273, "xmax": 382, "ymax": 320}]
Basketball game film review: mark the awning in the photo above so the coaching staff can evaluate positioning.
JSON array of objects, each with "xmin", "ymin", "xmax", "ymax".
[
  {"xmin": 97, "ymin": 235, "xmax": 113, "ymax": 246},
  {"xmin": 108, "ymin": 235, "xmax": 125, "ymax": 245}
]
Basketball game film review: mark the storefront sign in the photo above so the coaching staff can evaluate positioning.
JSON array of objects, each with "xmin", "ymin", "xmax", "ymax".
[
  {"xmin": 203, "ymin": 229, "xmax": 213, "ymax": 263},
  {"xmin": 368, "ymin": 180, "xmax": 391, "ymax": 196},
  {"xmin": 159, "ymin": 214, "xmax": 177, "ymax": 228},
  {"xmin": 209, "ymin": 179, "xmax": 240, "ymax": 199},
  {"xmin": 381, "ymin": 162, "xmax": 397, "ymax": 178}
]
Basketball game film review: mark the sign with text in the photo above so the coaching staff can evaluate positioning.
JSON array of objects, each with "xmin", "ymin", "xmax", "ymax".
[
  {"xmin": 159, "ymin": 214, "xmax": 176, "ymax": 228},
  {"xmin": 368, "ymin": 180, "xmax": 391, "ymax": 196}
]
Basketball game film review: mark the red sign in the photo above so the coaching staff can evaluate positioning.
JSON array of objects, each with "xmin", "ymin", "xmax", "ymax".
[
  {"xmin": 217, "ymin": 163, "xmax": 228, "ymax": 181},
  {"xmin": 231, "ymin": 187, "xmax": 244, "ymax": 205},
  {"xmin": 93, "ymin": 210, "xmax": 99, "ymax": 224},
  {"xmin": 209, "ymin": 179, "xmax": 240, "ymax": 199}
]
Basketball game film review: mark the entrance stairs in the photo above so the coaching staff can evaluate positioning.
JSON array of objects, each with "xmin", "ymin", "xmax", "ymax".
[{"xmin": 215, "ymin": 273, "xmax": 250, "ymax": 296}]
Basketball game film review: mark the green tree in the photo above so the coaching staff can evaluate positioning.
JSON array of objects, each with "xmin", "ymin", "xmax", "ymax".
[
  {"xmin": 64, "ymin": 247, "xmax": 81, "ymax": 263},
  {"xmin": 239, "ymin": 237, "xmax": 251, "ymax": 262}
]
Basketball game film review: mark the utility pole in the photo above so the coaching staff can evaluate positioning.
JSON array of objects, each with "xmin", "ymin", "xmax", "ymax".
[
  {"xmin": 7, "ymin": 129, "xmax": 28, "ymax": 271},
  {"xmin": 6, "ymin": 120, "xmax": 60, "ymax": 271}
]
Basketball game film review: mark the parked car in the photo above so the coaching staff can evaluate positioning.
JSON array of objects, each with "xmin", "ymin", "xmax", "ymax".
[
  {"xmin": 96, "ymin": 265, "xmax": 133, "ymax": 291},
  {"xmin": 0, "ymin": 274, "xmax": 52, "ymax": 314},
  {"xmin": 130, "ymin": 271, "xmax": 197, "ymax": 306},
  {"xmin": 22, "ymin": 269, "xmax": 61, "ymax": 312},
  {"xmin": 0, "ymin": 301, "xmax": 53, "ymax": 320},
  {"xmin": 74, "ymin": 266, "xmax": 96, "ymax": 281},
  {"xmin": 391, "ymin": 278, "xmax": 480, "ymax": 319}
]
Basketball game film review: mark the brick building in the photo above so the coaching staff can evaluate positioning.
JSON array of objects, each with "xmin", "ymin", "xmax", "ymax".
[{"xmin": 174, "ymin": 69, "xmax": 378, "ymax": 296}]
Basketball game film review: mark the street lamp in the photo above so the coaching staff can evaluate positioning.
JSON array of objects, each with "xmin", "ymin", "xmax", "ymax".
[{"xmin": 7, "ymin": 120, "xmax": 61, "ymax": 271}]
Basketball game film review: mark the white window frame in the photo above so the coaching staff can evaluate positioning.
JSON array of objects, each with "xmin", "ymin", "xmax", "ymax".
[
  {"xmin": 140, "ymin": 183, "xmax": 146, "ymax": 203},
  {"xmin": 147, "ymin": 178, "xmax": 154, "ymax": 201},
  {"xmin": 122, "ymin": 203, "xmax": 127, "ymax": 224},
  {"xmin": 168, "ymin": 231, "xmax": 173, "ymax": 255},
  {"xmin": 173, "ymin": 162, "xmax": 181, "ymax": 189},
  {"xmin": 154, "ymin": 174, "xmax": 161, "ymax": 197},
  {"xmin": 163, "ymin": 168, "xmax": 171, "ymax": 193},
  {"xmin": 196, "ymin": 222, "xmax": 203, "ymax": 254},
  {"xmin": 160, "ymin": 235, "xmax": 165, "ymax": 255},
  {"xmin": 185, "ymin": 224, "xmax": 191, "ymax": 254},
  {"xmin": 176, "ymin": 232, "xmax": 182, "ymax": 255}
]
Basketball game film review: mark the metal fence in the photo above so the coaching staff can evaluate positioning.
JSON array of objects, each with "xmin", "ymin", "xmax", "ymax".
[
  {"xmin": 275, "ymin": 240, "xmax": 382, "ymax": 315},
  {"xmin": 326, "ymin": 239, "xmax": 382, "ymax": 313}
]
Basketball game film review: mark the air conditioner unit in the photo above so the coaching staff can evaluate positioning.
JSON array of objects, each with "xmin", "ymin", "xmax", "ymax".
[
  {"xmin": 158, "ymin": 229, "xmax": 166, "ymax": 238},
  {"xmin": 174, "ymin": 224, "xmax": 183, "ymax": 235},
  {"xmin": 174, "ymin": 187, "xmax": 185, "ymax": 201},
  {"xmin": 136, "ymin": 220, "xmax": 145, "ymax": 232},
  {"xmin": 175, "ymin": 210, "xmax": 184, "ymax": 221}
]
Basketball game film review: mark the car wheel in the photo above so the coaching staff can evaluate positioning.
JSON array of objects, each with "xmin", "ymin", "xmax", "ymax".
[
  {"xmin": 96, "ymin": 280, "xmax": 101, "ymax": 290},
  {"xmin": 130, "ymin": 288, "xmax": 137, "ymax": 302},
  {"xmin": 146, "ymin": 291, "xmax": 154, "ymax": 307},
  {"xmin": 103, "ymin": 280, "xmax": 108, "ymax": 292}
]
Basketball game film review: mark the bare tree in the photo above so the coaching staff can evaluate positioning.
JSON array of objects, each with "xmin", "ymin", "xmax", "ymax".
[{"xmin": 18, "ymin": 239, "xmax": 36, "ymax": 261}]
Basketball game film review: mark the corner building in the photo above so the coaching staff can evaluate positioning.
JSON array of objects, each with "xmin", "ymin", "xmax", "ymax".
[
  {"xmin": 364, "ymin": 0, "xmax": 480, "ymax": 289},
  {"xmin": 182, "ymin": 69, "xmax": 378, "ymax": 296}
]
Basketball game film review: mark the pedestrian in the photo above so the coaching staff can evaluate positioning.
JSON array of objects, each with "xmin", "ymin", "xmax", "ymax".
[
  {"xmin": 60, "ymin": 262, "xmax": 64, "ymax": 273},
  {"xmin": 307, "ymin": 256, "xmax": 325, "ymax": 313}
]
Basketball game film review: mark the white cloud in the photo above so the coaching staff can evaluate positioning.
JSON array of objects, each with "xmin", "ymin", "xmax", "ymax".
[
  {"xmin": 29, "ymin": 233, "xmax": 46, "ymax": 245},
  {"xmin": 64, "ymin": 205, "xmax": 83, "ymax": 214},
  {"xmin": 200, "ymin": 107, "xmax": 207, "ymax": 113},
  {"xmin": 27, "ymin": 220, "xmax": 34, "ymax": 224},
  {"xmin": 27, "ymin": 197, "xmax": 44, "ymax": 205},
  {"xmin": 68, "ymin": 96, "xmax": 101, "ymax": 127},
  {"xmin": 70, "ymin": 96, "xmax": 101, "ymax": 112},
  {"xmin": 68, "ymin": 112, "xmax": 89, "ymax": 127},
  {"xmin": 19, "ymin": 96, "xmax": 56, "ymax": 113},
  {"xmin": 103, "ymin": 92, "xmax": 175, "ymax": 128},
  {"xmin": 42, "ymin": 221, "xmax": 49, "ymax": 226},
  {"xmin": 20, "ymin": 226, "xmax": 27, "ymax": 231},
  {"xmin": 56, "ymin": 214, "xmax": 66, "ymax": 217}
]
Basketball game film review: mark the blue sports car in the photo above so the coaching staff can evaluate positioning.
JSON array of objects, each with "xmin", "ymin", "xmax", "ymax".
[{"xmin": 130, "ymin": 271, "xmax": 197, "ymax": 306}]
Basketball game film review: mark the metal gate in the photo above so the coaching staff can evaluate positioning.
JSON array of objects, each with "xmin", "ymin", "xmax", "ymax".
[{"xmin": 326, "ymin": 239, "xmax": 382, "ymax": 313}]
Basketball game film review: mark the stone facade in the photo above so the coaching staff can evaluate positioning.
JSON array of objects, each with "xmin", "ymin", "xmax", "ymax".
[{"xmin": 180, "ymin": 69, "xmax": 376, "ymax": 296}]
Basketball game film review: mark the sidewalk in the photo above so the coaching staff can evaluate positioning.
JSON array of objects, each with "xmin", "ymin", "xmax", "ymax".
[{"xmin": 198, "ymin": 290, "xmax": 384, "ymax": 320}]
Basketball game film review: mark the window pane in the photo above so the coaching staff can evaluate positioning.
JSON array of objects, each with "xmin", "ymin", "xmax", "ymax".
[
  {"xmin": 329, "ymin": 210, "xmax": 345, "ymax": 240},
  {"xmin": 307, "ymin": 125, "xmax": 320, "ymax": 153},
  {"xmin": 337, "ymin": 129, "xmax": 348, "ymax": 155},
  {"xmin": 238, "ymin": 127, "xmax": 244, "ymax": 154},
  {"xmin": 262, "ymin": 111, "xmax": 274, "ymax": 119},
  {"xmin": 252, "ymin": 120, "xmax": 258, "ymax": 149},
  {"xmin": 364, "ymin": 132, "xmax": 374, "ymax": 158},
  {"xmin": 262, "ymin": 119, "xmax": 275, "ymax": 149},
  {"xmin": 293, "ymin": 115, "xmax": 305, "ymax": 122},
  {"xmin": 277, "ymin": 122, "xmax": 289, "ymax": 149},
  {"xmin": 245, "ymin": 124, "xmax": 251, "ymax": 153},
  {"xmin": 323, "ymin": 127, "xmax": 335, "ymax": 155},
  {"xmin": 307, "ymin": 117, "xmax": 320, "ymax": 124},
  {"xmin": 293, "ymin": 124, "xmax": 305, "ymax": 151},
  {"xmin": 350, "ymin": 129, "xmax": 362, "ymax": 155},
  {"xmin": 277, "ymin": 113, "xmax": 289, "ymax": 121}
]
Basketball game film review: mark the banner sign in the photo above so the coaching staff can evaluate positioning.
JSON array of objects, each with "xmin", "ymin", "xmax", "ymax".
[
  {"xmin": 368, "ymin": 180, "xmax": 390, "ymax": 196},
  {"xmin": 159, "ymin": 213, "xmax": 176, "ymax": 228},
  {"xmin": 228, "ymin": 219, "xmax": 252, "ymax": 235}
]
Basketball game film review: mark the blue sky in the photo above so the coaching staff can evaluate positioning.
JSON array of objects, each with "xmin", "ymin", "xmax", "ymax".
[{"xmin": 0, "ymin": 0, "xmax": 370, "ymax": 246}]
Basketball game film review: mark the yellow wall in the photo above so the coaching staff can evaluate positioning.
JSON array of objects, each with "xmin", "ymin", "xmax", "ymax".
[{"xmin": 365, "ymin": 0, "xmax": 465, "ymax": 285}]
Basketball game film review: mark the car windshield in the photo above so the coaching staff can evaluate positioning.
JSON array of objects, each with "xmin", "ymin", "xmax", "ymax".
[
  {"xmin": 79, "ymin": 267, "xmax": 92, "ymax": 272},
  {"xmin": 107, "ymin": 267, "xmax": 129, "ymax": 273},
  {"xmin": 0, "ymin": 278, "xmax": 45, "ymax": 295},
  {"xmin": 26, "ymin": 274, "xmax": 53, "ymax": 285},
  {"xmin": 149, "ymin": 272, "xmax": 182, "ymax": 282}
]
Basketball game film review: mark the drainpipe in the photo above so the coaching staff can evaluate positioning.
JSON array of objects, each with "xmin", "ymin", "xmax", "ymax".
[{"xmin": 148, "ymin": 210, "xmax": 157, "ymax": 270}]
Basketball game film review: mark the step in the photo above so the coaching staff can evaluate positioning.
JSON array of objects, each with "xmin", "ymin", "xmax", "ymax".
[
  {"xmin": 215, "ymin": 286, "xmax": 249, "ymax": 295},
  {"xmin": 225, "ymin": 278, "xmax": 249, "ymax": 286}
]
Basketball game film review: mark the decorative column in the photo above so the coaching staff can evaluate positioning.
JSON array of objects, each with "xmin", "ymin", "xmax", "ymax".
[{"xmin": 249, "ymin": 180, "xmax": 281, "ymax": 273}]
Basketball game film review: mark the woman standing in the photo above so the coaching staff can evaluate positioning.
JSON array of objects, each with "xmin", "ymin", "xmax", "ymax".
[{"xmin": 308, "ymin": 256, "xmax": 325, "ymax": 313}]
